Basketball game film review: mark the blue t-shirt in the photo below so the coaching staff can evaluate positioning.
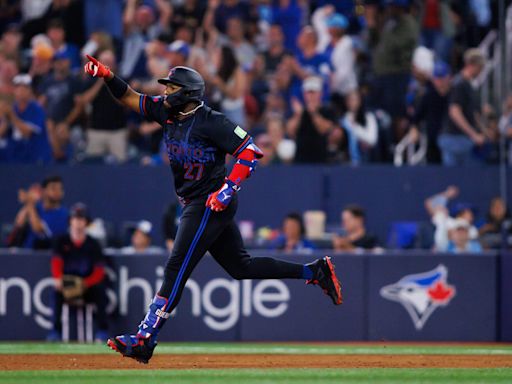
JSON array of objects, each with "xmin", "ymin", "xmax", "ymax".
[
  {"xmin": 271, "ymin": 1, "xmax": 302, "ymax": 51},
  {"xmin": 23, "ymin": 203, "xmax": 70, "ymax": 249},
  {"xmin": 290, "ymin": 52, "xmax": 332, "ymax": 102},
  {"xmin": 38, "ymin": 73, "xmax": 83, "ymax": 123},
  {"xmin": 5, "ymin": 101, "xmax": 52, "ymax": 164}
]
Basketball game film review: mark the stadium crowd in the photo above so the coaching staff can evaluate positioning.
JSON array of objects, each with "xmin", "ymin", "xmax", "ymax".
[{"xmin": 0, "ymin": 0, "xmax": 509, "ymax": 166}]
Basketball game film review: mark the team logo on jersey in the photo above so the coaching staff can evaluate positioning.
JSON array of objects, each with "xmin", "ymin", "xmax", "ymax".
[
  {"xmin": 380, "ymin": 264, "xmax": 456, "ymax": 330},
  {"xmin": 234, "ymin": 126, "xmax": 247, "ymax": 139}
]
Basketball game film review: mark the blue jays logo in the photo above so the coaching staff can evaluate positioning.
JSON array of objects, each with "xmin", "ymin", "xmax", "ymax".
[{"xmin": 380, "ymin": 265, "xmax": 456, "ymax": 330}]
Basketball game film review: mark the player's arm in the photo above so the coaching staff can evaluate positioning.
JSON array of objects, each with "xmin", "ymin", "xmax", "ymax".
[
  {"xmin": 207, "ymin": 136, "xmax": 263, "ymax": 212},
  {"xmin": 51, "ymin": 241, "xmax": 64, "ymax": 291},
  {"xmin": 83, "ymin": 243, "xmax": 105, "ymax": 288},
  {"xmin": 83, "ymin": 55, "xmax": 144, "ymax": 114}
]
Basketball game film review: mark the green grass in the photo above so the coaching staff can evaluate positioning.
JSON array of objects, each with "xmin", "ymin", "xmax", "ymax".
[
  {"xmin": 1, "ymin": 343, "xmax": 511, "ymax": 383},
  {"xmin": 1, "ymin": 342, "xmax": 512, "ymax": 355},
  {"xmin": 0, "ymin": 369, "xmax": 511, "ymax": 384}
]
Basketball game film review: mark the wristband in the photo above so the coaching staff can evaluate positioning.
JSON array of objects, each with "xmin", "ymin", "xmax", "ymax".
[{"xmin": 106, "ymin": 75, "xmax": 128, "ymax": 99}]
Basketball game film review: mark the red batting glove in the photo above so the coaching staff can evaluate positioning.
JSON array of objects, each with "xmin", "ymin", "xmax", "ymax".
[
  {"xmin": 206, "ymin": 190, "xmax": 228, "ymax": 212},
  {"xmin": 84, "ymin": 55, "xmax": 111, "ymax": 78},
  {"xmin": 205, "ymin": 180, "xmax": 239, "ymax": 212}
]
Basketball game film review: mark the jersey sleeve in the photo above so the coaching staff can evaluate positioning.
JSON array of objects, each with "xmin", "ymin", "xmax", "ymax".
[
  {"xmin": 208, "ymin": 114, "xmax": 251, "ymax": 157},
  {"xmin": 140, "ymin": 95, "xmax": 167, "ymax": 125}
]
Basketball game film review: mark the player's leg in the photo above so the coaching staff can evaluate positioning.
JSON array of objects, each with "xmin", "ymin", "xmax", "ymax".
[
  {"xmin": 84, "ymin": 283, "xmax": 109, "ymax": 341},
  {"xmin": 108, "ymin": 200, "xmax": 233, "ymax": 362},
  {"xmin": 47, "ymin": 289, "xmax": 64, "ymax": 341},
  {"xmin": 209, "ymin": 221, "xmax": 343, "ymax": 305}
]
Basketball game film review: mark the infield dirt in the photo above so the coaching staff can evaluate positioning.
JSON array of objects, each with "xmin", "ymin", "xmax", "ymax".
[{"xmin": 2, "ymin": 354, "xmax": 512, "ymax": 370}]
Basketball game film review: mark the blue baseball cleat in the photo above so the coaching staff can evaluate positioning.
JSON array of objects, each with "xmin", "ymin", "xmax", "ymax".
[{"xmin": 107, "ymin": 335, "xmax": 157, "ymax": 364}]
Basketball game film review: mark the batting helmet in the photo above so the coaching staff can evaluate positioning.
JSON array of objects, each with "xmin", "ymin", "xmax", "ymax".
[{"xmin": 158, "ymin": 66, "xmax": 205, "ymax": 110}]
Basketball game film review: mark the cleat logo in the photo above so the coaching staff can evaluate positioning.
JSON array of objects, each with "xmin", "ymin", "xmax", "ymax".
[
  {"xmin": 380, "ymin": 264, "xmax": 456, "ymax": 330},
  {"xmin": 156, "ymin": 309, "xmax": 170, "ymax": 319}
]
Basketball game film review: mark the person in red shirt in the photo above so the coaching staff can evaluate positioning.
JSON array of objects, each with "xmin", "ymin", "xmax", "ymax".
[{"xmin": 48, "ymin": 203, "xmax": 108, "ymax": 342}]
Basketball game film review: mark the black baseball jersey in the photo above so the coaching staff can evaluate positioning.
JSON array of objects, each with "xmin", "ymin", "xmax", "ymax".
[
  {"xmin": 53, "ymin": 234, "xmax": 105, "ymax": 277},
  {"xmin": 140, "ymin": 95, "xmax": 251, "ymax": 200}
]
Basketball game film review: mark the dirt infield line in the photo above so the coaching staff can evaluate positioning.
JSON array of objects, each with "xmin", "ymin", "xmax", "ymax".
[{"xmin": 1, "ymin": 354, "xmax": 512, "ymax": 370}]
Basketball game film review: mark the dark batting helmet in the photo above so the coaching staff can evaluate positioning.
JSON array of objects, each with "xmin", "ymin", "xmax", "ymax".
[{"xmin": 158, "ymin": 66, "xmax": 205, "ymax": 111}]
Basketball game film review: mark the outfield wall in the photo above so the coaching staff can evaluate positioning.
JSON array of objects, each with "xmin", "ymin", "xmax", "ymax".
[
  {"xmin": 1, "ymin": 165, "xmax": 510, "ymax": 245},
  {"xmin": 0, "ymin": 251, "xmax": 507, "ymax": 342}
]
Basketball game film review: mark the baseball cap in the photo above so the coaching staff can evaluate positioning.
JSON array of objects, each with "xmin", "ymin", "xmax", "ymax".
[
  {"xmin": 70, "ymin": 202, "xmax": 90, "ymax": 220},
  {"xmin": 167, "ymin": 40, "xmax": 190, "ymax": 59},
  {"xmin": 136, "ymin": 220, "xmax": 153, "ymax": 236},
  {"xmin": 302, "ymin": 76, "xmax": 323, "ymax": 92},
  {"xmin": 433, "ymin": 61, "xmax": 451, "ymax": 78},
  {"xmin": 451, "ymin": 202, "xmax": 476, "ymax": 217},
  {"xmin": 412, "ymin": 46, "xmax": 434, "ymax": 75},
  {"xmin": 13, "ymin": 74, "xmax": 32, "ymax": 86},
  {"xmin": 326, "ymin": 13, "xmax": 348, "ymax": 29}
]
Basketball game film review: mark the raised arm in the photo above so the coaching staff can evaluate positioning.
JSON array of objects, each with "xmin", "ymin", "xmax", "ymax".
[{"xmin": 84, "ymin": 55, "xmax": 143, "ymax": 114}]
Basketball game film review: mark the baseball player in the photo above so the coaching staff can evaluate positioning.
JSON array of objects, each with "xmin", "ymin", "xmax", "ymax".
[{"xmin": 84, "ymin": 55, "xmax": 342, "ymax": 364}]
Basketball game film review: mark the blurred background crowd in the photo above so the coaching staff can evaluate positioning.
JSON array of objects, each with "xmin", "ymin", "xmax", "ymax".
[
  {"xmin": 0, "ymin": 0, "xmax": 510, "ymax": 167},
  {"xmin": 1, "ymin": 0, "xmax": 511, "ymax": 255}
]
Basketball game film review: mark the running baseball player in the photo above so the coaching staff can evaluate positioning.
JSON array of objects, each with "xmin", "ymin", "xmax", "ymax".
[{"xmin": 83, "ymin": 55, "xmax": 342, "ymax": 364}]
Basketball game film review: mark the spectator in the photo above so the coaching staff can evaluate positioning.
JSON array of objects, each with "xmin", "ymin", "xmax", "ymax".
[
  {"xmin": 446, "ymin": 218, "xmax": 482, "ymax": 254},
  {"xmin": 409, "ymin": 60, "xmax": 452, "ymax": 164},
  {"xmin": 121, "ymin": 220, "xmax": 163, "ymax": 254},
  {"xmin": 203, "ymin": 44, "xmax": 247, "ymax": 127},
  {"xmin": 312, "ymin": 8, "xmax": 357, "ymax": 96},
  {"xmin": 266, "ymin": 115, "xmax": 287, "ymax": 158},
  {"xmin": 286, "ymin": 76, "xmax": 340, "ymax": 163},
  {"xmin": 418, "ymin": 0, "xmax": 455, "ymax": 62},
  {"xmin": 270, "ymin": 0, "xmax": 302, "ymax": 52},
  {"xmin": 271, "ymin": 213, "xmax": 315, "ymax": 253},
  {"xmin": 424, "ymin": 185, "xmax": 479, "ymax": 251},
  {"xmin": 439, "ymin": 48, "xmax": 486, "ymax": 166},
  {"xmin": 225, "ymin": 16, "xmax": 256, "ymax": 69},
  {"xmin": 120, "ymin": 1, "xmax": 171, "ymax": 80},
  {"xmin": 46, "ymin": 19, "xmax": 80, "ymax": 70},
  {"xmin": 246, "ymin": 54, "xmax": 269, "ymax": 123},
  {"xmin": 207, "ymin": 0, "xmax": 251, "ymax": 35},
  {"xmin": 48, "ymin": 203, "xmax": 109, "ymax": 342},
  {"xmin": 0, "ymin": 23, "xmax": 22, "ymax": 62},
  {"xmin": 341, "ymin": 89, "xmax": 378, "ymax": 165},
  {"xmin": 84, "ymin": 0, "xmax": 123, "ymax": 46},
  {"xmin": 498, "ymin": 94, "xmax": 512, "ymax": 166},
  {"xmin": 255, "ymin": 133, "xmax": 278, "ymax": 166},
  {"xmin": 80, "ymin": 31, "xmax": 115, "ymax": 64},
  {"xmin": 287, "ymin": 26, "xmax": 332, "ymax": 102},
  {"xmin": 28, "ymin": 42, "xmax": 54, "ymax": 93},
  {"xmin": 478, "ymin": 197, "xmax": 512, "ymax": 250},
  {"xmin": 368, "ymin": 0, "xmax": 419, "ymax": 127},
  {"xmin": 77, "ymin": 50, "xmax": 128, "ymax": 163},
  {"xmin": 165, "ymin": 40, "xmax": 190, "ymax": 68},
  {"xmin": 170, "ymin": 0, "xmax": 207, "ymax": 32},
  {"xmin": 38, "ymin": 50, "xmax": 84, "ymax": 161},
  {"xmin": 262, "ymin": 24, "xmax": 288, "ymax": 75},
  {"xmin": 1, "ymin": 74, "xmax": 52, "ymax": 164},
  {"xmin": 332, "ymin": 204, "xmax": 379, "ymax": 252},
  {"xmin": 12, "ymin": 175, "xmax": 69, "ymax": 249},
  {"xmin": 0, "ymin": 57, "xmax": 19, "ymax": 96}
]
